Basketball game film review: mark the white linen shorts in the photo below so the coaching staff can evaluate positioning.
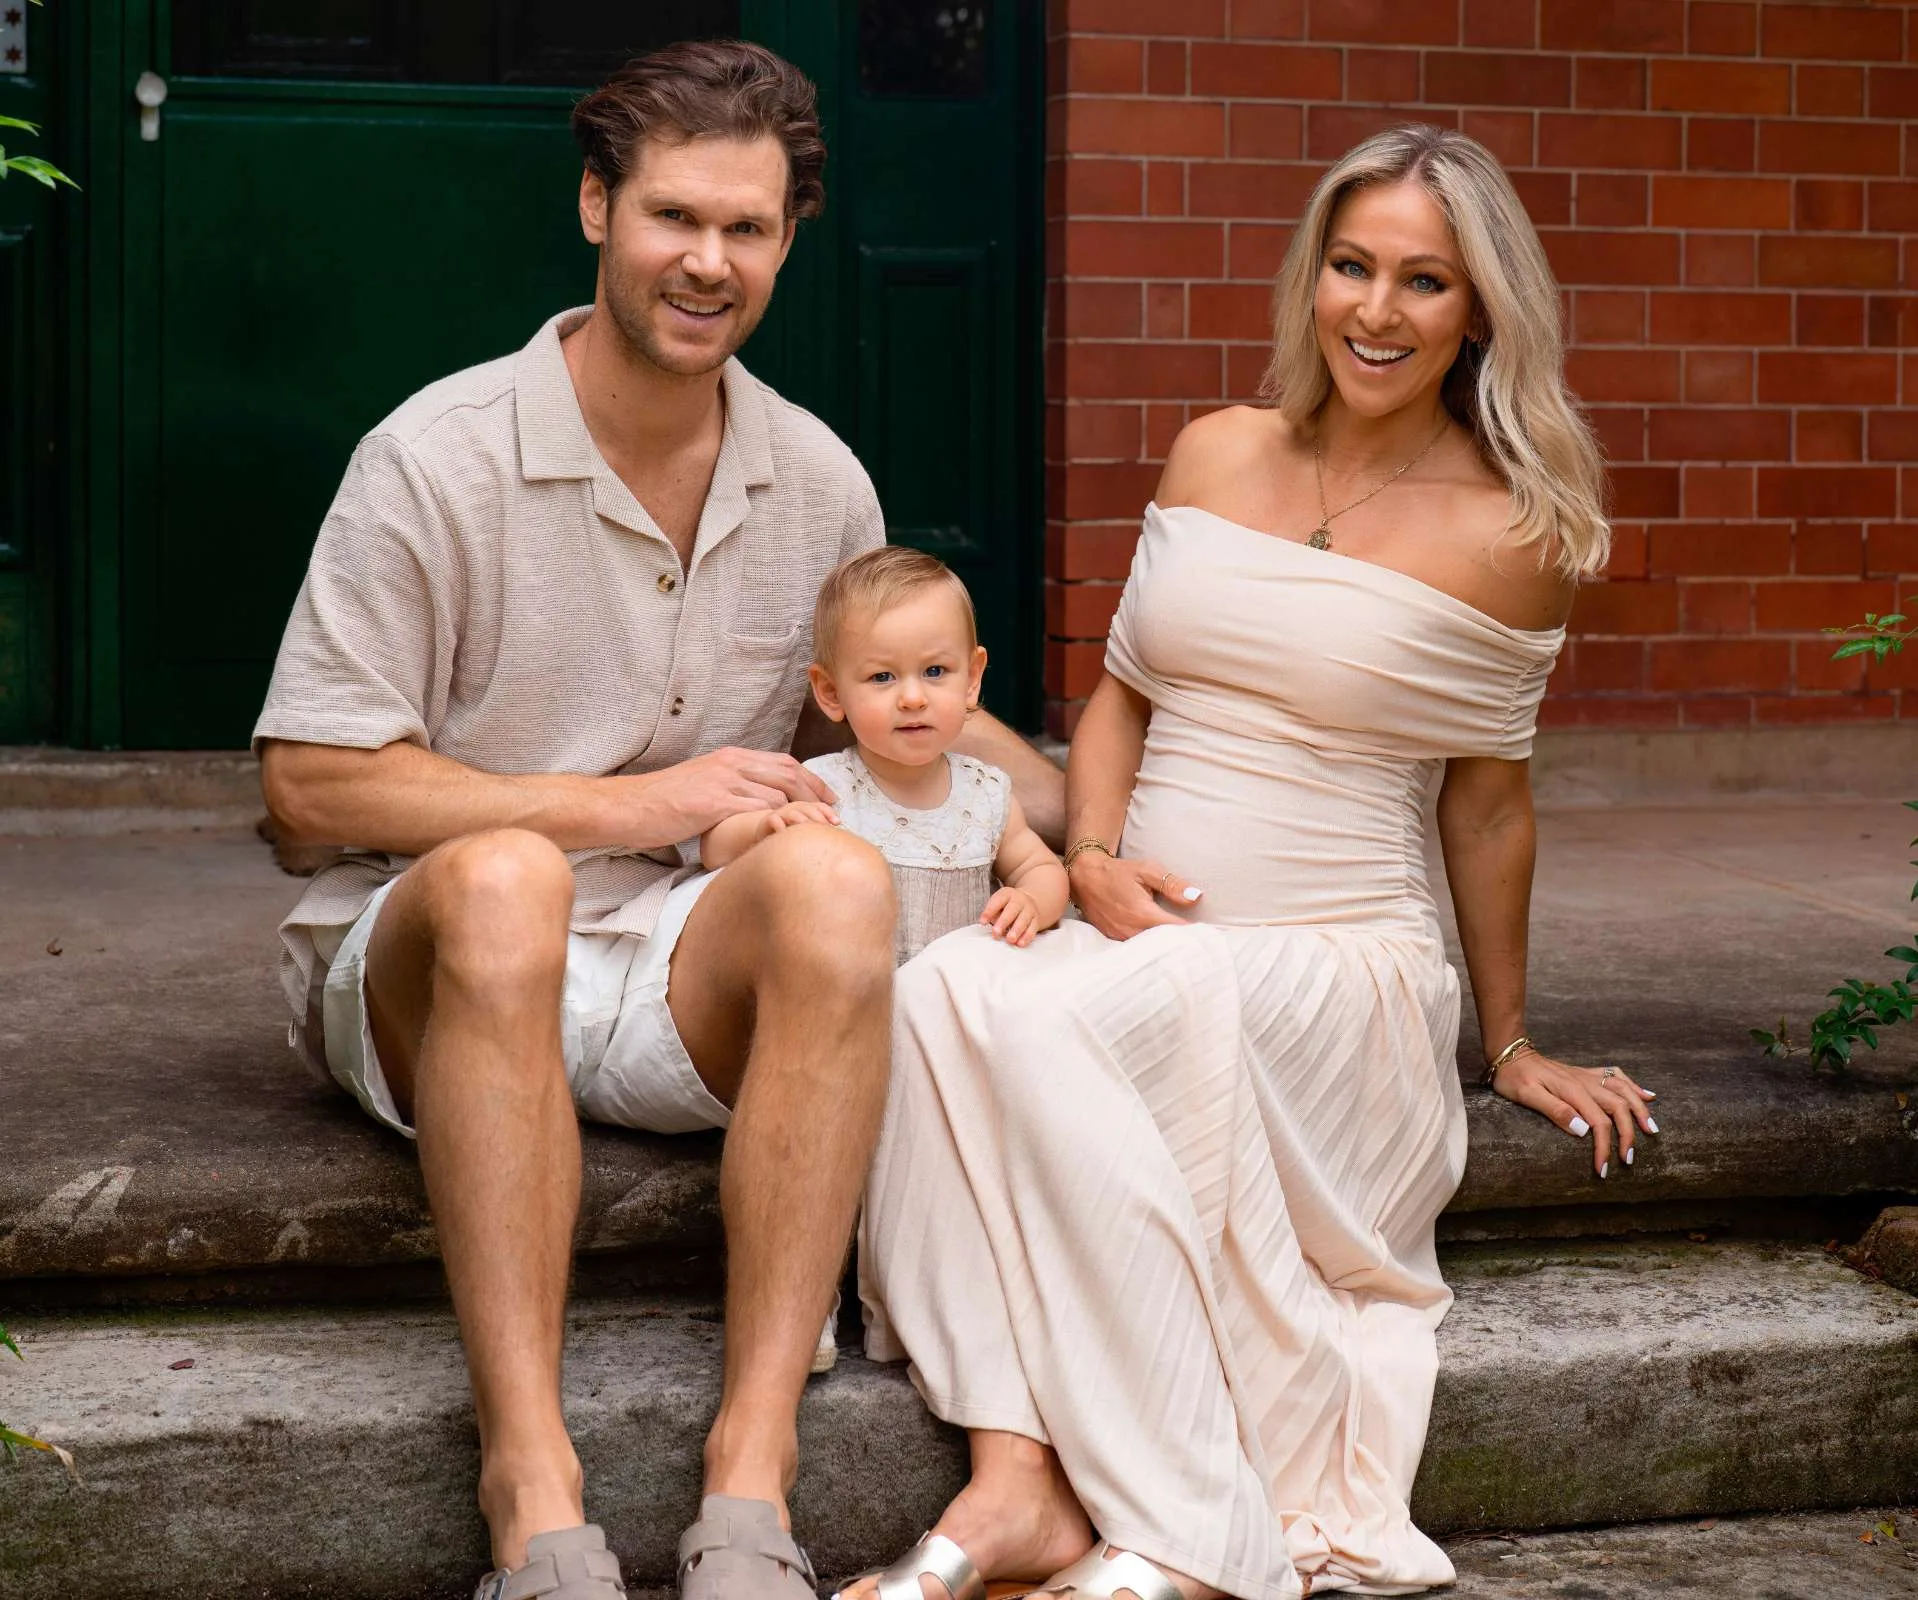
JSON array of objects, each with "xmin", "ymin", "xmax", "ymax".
[{"xmin": 317, "ymin": 870, "xmax": 732, "ymax": 1140}]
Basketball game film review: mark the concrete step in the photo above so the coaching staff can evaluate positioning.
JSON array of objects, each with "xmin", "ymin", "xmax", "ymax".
[
  {"xmin": 1440, "ymin": 1506, "xmax": 1918, "ymax": 1600},
  {"xmin": 0, "ymin": 748, "xmax": 262, "ymax": 835},
  {"xmin": 3, "ymin": 1241, "xmax": 1915, "ymax": 1599},
  {"xmin": 5, "ymin": 825, "xmax": 1918, "ymax": 1296}
]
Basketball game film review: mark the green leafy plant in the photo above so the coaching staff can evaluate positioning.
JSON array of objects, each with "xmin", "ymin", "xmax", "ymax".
[
  {"xmin": 1, "ymin": 1318, "xmax": 73, "ymax": 1474},
  {"xmin": 1, "ymin": 2, "xmax": 78, "ymax": 192},
  {"xmin": 1753, "ymin": 613, "xmax": 1918, "ymax": 1074}
]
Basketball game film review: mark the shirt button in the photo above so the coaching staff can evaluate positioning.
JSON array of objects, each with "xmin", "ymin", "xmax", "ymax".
[
  {"xmin": 670, "ymin": 696, "xmax": 685, "ymax": 716},
  {"xmin": 658, "ymin": 573, "xmax": 678, "ymax": 594}
]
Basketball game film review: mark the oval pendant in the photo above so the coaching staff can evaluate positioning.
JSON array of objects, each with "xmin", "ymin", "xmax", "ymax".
[{"xmin": 1307, "ymin": 527, "xmax": 1332, "ymax": 550}]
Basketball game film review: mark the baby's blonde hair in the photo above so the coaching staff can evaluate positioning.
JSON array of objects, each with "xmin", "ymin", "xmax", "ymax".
[{"xmin": 813, "ymin": 545, "xmax": 977, "ymax": 669}]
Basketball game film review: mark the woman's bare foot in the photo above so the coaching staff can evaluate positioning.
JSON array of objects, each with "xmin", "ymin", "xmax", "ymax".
[{"xmin": 837, "ymin": 1430, "xmax": 1094, "ymax": 1600}]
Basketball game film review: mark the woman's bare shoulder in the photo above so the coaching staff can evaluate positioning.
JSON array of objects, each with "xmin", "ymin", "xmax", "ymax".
[
  {"xmin": 1478, "ymin": 505, "xmax": 1578, "ymax": 630},
  {"xmin": 1159, "ymin": 406, "xmax": 1297, "ymax": 503}
]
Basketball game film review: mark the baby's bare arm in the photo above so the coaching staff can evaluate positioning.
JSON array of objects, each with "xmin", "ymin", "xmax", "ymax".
[
  {"xmin": 700, "ymin": 809, "xmax": 773, "ymax": 868},
  {"xmin": 993, "ymin": 795, "xmax": 1070, "ymax": 932},
  {"xmin": 701, "ymin": 799, "xmax": 842, "ymax": 868}
]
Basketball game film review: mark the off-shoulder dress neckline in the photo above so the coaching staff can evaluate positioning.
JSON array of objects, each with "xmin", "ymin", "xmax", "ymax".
[{"xmin": 1147, "ymin": 500, "xmax": 1567, "ymax": 642}]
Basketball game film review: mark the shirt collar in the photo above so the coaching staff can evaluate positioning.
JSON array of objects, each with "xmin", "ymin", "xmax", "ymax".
[{"xmin": 514, "ymin": 307, "xmax": 778, "ymax": 554}]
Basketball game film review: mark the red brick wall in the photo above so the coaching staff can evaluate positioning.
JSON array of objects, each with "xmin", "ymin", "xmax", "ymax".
[{"xmin": 1043, "ymin": 0, "xmax": 1918, "ymax": 737}]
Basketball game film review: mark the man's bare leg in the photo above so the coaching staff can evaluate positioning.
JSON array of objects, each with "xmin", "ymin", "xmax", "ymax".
[
  {"xmin": 362, "ymin": 828, "xmax": 584, "ymax": 1571},
  {"xmin": 666, "ymin": 823, "xmax": 896, "ymax": 1519}
]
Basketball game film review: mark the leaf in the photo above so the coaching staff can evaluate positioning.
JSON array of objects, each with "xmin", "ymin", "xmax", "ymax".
[
  {"xmin": 3, "ymin": 157, "xmax": 80, "ymax": 192},
  {"xmin": 0, "ymin": 1324, "xmax": 18, "ymax": 1360},
  {"xmin": 1890, "ymin": 947, "xmax": 1918, "ymax": 963},
  {"xmin": 0, "ymin": 1425, "xmax": 79, "ymax": 1483},
  {"xmin": 0, "ymin": 116, "xmax": 40, "ymax": 135},
  {"xmin": 1878, "ymin": 615, "xmax": 1908, "ymax": 629},
  {"xmin": 1832, "ymin": 640, "xmax": 1878, "ymax": 661}
]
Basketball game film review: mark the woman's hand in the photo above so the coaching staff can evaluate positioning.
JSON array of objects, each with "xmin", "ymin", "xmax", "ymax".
[
  {"xmin": 1492, "ymin": 1050, "xmax": 1659, "ymax": 1179},
  {"xmin": 1068, "ymin": 851, "xmax": 1203, "ymax": 941}
]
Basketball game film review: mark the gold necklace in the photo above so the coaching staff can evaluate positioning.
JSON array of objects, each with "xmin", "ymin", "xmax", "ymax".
[{"xmin": 1307, "ymin": 417, "xmax": 1450, "ymax": 550}]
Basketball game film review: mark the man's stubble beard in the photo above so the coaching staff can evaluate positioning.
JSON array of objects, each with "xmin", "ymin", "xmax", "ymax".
[{"xmin": 602, "ymin": 243, "xmax": 772, "ymax": 380}]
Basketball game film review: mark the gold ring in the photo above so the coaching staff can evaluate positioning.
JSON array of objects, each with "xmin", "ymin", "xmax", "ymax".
[
  {"xmin": 1159, "ymin": 871, "xmax": 1174, "ymax": 895},
  {"xmin": 1600, "ymin": 1067, "xmax": 1618, "ymax": 1083}
]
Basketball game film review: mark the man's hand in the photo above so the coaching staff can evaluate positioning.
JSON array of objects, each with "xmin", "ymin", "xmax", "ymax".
[{"xmin": 618, "ymin": 746, "xmax": 837, "ymax": 845}]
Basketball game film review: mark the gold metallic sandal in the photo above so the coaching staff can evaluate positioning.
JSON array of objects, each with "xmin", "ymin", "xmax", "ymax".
[{"xmin": 1031, "ymin": 1544, "xmax": 1183, "ymax": 1600}]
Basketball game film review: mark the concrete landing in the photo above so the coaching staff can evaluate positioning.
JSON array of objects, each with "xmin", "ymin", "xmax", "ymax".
[
  {"xmin": 5, "ymin": 810, "xmax": 1917, "ymax": 1290},
  {"xmin": 1443, "ymin": 1507, "xmax": 1918, "ymax": 1600},
  {"xmin": 3, "ymin": 1241, "xmax": 1916, "ymax": 1599}
]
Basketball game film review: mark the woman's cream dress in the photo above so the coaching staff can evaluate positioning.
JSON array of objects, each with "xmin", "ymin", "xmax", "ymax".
[{"xmin": 859, "ymin": 503, "xmax": 1564, "ymax": 1599}]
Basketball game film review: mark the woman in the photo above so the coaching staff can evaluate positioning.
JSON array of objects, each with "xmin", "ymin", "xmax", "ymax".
[{"xmin": 848, "ymin": 125, "xmax": 1657, "ymax": 1600}]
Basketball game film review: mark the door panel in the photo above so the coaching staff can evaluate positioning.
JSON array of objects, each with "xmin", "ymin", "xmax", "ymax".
[
  {"xmin": 124, "ymin": 87, "xmax": 601, "ymax": 743},
  {"xmin": 857, "ymin": 245, "xmax": 991, "ymax": 558},
  {"xmin": 112, "ymin": 0, "xmax": 1040, "ymax": 746},
  {"xmin": 0, "ymin": 3, "xmax": 60, "ymax": 742}
]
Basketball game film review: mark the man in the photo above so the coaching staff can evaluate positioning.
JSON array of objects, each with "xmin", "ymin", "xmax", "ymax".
[{"xmin": 255, "ymin": 40, "xmax": 1062, "ymax": 1600}]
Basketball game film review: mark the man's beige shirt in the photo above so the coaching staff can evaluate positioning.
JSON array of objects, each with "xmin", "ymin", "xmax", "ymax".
[{"xmin": 255, "ymin": 308, "xmax": 884, "ymax": 1057}]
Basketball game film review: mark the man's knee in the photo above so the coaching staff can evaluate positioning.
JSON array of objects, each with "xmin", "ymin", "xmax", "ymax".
[
  {"xmin": 414, "ymin": 828, "xmax": 573, "ymax": 983},
  {"xmin": 750, "ymin": 824, "xmax": 895, "ymax": 982}
]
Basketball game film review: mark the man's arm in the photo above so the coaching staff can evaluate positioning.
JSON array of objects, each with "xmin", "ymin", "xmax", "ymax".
[
  {"xmin": 953, "ymin": 711, "xmax": 1065, "ymax": 849},
  {"xmin": 260, "ymin": 737, "xmax": 834, "ymax": 856}
]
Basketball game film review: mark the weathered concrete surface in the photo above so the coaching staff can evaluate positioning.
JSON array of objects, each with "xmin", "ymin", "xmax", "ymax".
[
  {"xmin": 0, "ymin": 829, "xmax": 722, "ymax": 1283},
  {"xmin": 1443, "ymin": 1508, "xmax": 1918, "ymax": 1600},
  {"xmin": 4, "ymin": 810, "xmax": 1916, "ymax": 1286},
  {"xmin": 0, "ymin": 748, "xmax": 262, "ymax": 835},
  {"xmin": 1852, "ymin": 1205, "xmax": 1918, "ymax": 1295},
  {"xmin": 2, "ymin": 1242, "xmax": 1915, "ymax": 1599},
  {"xmin": 1448, "ymin": 799, "xmax": 1918, "ymax": 1212},
  {"xmin": 1528, "ymin": 723, "xmax": 1918, "ymax": 808}
]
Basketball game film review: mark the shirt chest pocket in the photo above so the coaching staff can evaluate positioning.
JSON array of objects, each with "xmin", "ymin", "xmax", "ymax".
[{"xmin": 716, "ymin": 622, "xmax": 810, "ymax": 751}]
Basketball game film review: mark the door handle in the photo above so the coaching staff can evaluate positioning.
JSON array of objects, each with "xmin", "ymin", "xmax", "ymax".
[{"xmin": 134, "ymin": 71, "xmax": 168, "ymax": 142}]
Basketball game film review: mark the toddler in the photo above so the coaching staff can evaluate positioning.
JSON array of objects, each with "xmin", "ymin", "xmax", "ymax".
[{"xmin": 701, "ymin": 545, "xmax": 1067, "ymax": 964}]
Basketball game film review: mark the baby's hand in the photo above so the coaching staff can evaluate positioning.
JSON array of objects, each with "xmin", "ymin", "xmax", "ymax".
[
  {"xmin": 766, "ymin": 800, "xmax": 839, "ymax": 834},
  {"xmin": 981, "ymin": 885, "xmax": 1043, "ymax": 947}
]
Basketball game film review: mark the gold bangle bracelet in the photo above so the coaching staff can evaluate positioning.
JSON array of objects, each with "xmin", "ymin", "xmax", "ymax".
[
  {"xmin": 1062, "ymin": 837, "xmax": 1113, "ymax": 869},
  {"xmin": 1483, "ymin": 1034, "xmax": 1537, "ymax": 1082}
]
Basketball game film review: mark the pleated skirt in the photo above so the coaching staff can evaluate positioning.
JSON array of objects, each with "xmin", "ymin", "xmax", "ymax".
[{"xmin": 859, "ymin": 918, "xmax": 1467, "ymax": 1599}]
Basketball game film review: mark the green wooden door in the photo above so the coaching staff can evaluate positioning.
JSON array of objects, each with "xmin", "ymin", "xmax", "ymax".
[
  {"xmin": 106, "ymin": 1, "xmax": 1040, "ymax": 748},
  {"xmin": 0, "ymin": 0, "xmax": 64, "ymax": 742}
]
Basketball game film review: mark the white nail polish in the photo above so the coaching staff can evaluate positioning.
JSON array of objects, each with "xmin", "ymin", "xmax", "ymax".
[
  {"xmin": 1182, "ymin": 886, "xmax": 1202, "ymax": 902},
  {"xmin": 1569, "ymin": 1115, "xmax": 1590, "ymax": 1137},
  {"xmin": 1646, "ymin": 1117, "xmax": 1660, "ymax": 1134},
  {"xmin": 1599, "ymin": 1161, "xmax": 1609, "ymax": 1179},
  {"xmin": 1625, "ymin": 1147, "xmax": 1635, "ymax": 1166}
]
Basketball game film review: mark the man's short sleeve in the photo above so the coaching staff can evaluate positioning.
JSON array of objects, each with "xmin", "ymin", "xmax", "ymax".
[
  {"xmin": 841, "ymin": 467, "xmax": 886, "ymax": 562},
  {"xmin": 252, "ymin": 434, "xmax": 461, "ymax": 756}
]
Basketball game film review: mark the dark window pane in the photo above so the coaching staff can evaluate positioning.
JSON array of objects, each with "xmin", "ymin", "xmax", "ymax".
[
  {"xmin": 175, "ymin": 1, "xmax": 405, "ymax": 80},
  {"xmin": 173, "ymin": 0, "xmax": 742, "ymax": 84},
  {"xmin": 859, "ymin": 1, "xmax": 991, "ymax": 99},
  {"xmin": 498, "ymin": 0, "xmax": 743, "ymax": 86}
]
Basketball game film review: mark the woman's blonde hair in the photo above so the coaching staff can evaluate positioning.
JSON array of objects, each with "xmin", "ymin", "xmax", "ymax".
[{"xmin": 1259, "ymin": 123, "xmax": 1610, "ymax": 579}]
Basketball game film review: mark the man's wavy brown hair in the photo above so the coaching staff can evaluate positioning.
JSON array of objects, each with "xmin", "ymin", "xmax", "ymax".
[{"xmin": 571, "ymin": 40, "xmax": 826, "ymax": 220}]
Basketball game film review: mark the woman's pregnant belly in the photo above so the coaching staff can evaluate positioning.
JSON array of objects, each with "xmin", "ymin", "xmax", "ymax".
[{"xmin": 1120, "ymin": 712, "xmax": 1443, "ymax": 933}]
